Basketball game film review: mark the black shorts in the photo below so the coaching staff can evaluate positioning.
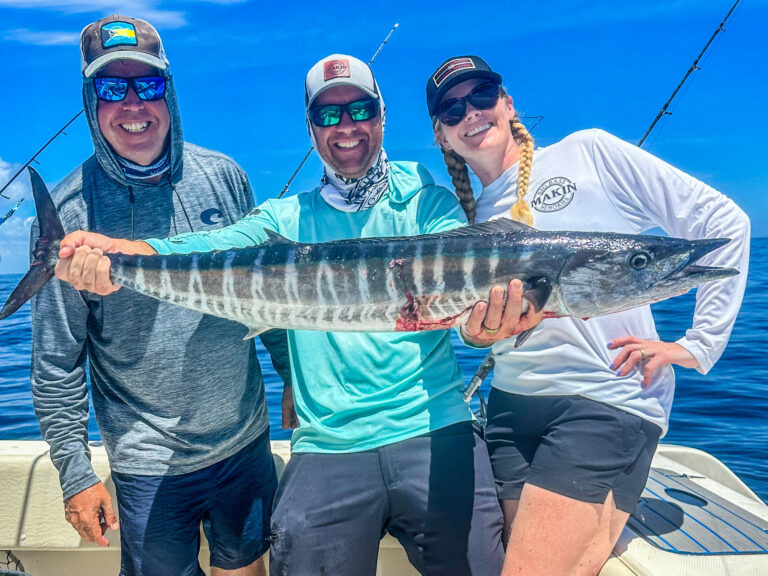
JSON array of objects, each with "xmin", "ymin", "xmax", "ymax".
[
  {"xmin": 269, "ymin": 422, "xmax": 504, "ymax": 576},
  {"xmin": 485, "ymin": 389, "xmax": 662, "ymax": 513}
]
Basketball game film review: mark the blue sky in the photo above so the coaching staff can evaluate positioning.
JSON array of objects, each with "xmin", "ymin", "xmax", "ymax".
[{"xmin": 0, "ymin": 0, "xmax": 766, "ymax": 273}]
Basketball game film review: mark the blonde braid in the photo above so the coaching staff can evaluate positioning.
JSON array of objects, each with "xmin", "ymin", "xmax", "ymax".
[
  {"xmin": 509, "ymin": 116, "xmax": 534, "ymax": 226},
  {"xmin": 442, "ymin": 148, "xmax": 476, "ymax": 224}
]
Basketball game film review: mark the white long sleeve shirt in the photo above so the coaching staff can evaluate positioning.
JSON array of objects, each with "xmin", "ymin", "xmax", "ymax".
[{"xmin": 475, "ymin": 129, "xmax": 750, "ymax": 433}]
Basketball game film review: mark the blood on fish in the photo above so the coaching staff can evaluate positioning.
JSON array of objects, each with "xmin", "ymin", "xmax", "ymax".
[{"xmin": 395, "ymin": 291, "xmax": 471, "ymax": 332}]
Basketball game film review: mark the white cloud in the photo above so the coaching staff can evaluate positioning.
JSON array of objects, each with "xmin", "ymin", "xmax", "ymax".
[
  {"xmin": 3, "ymin": 27, "xmax": 80, "ymax": 45},
  {"xmin": 0, "ymin": 1, "xmax": 188, "ymax": 29}
]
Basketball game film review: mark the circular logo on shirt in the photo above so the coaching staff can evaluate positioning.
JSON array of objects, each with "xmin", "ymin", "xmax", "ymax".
[
  {"xmin": 531, "ymin": 177, "xmax": 576, "ymax": 213},
  {"xmin": 200, "ymin": 208, "xmax": 223, "ymax": 225}
]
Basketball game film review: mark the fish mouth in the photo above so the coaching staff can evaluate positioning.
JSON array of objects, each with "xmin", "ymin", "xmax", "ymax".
[
  {"xmin": 656, "ymin": 237, "xmax": 738, "ymax": 291},
  {"xmin": 659, "ymin": 263, "xmax": 739, "ymax": 289}
]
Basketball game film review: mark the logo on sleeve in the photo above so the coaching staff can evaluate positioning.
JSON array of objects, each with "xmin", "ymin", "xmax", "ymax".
[
  {"xmin": 200, "ymin": 208, "xmax": 223, "ymax": 225},
  {"xmin": 531, "ymin": 177, "xmax": 576, "ymax": 213},
  {"xmin": 101, "ymin": 22, "xmax": 138, "ymax": 48}
]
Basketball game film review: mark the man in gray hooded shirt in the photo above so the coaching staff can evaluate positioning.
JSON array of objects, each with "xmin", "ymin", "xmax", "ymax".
[{"xmin": 30, "ymin": 15, "xmax": 289, "ymax": 576}]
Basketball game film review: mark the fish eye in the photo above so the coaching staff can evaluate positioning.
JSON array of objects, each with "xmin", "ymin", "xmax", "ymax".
[{"xmin": 629, "ymin": 251, "xmax": 652, "ymax": 270}]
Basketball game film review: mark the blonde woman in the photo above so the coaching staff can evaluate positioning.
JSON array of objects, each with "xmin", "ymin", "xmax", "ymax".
[{"xmin": 426, "ymin": 55, "xmax": 750, "ymax": 576}]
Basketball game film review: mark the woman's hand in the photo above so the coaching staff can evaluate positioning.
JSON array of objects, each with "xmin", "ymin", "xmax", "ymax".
[
  {"xmin": 608, "ymin": 336, "xmax": 700, "ymax": 388},
  {"xmin": 461, "ymin": 279, "xmax": 544, "ymax": 346}
]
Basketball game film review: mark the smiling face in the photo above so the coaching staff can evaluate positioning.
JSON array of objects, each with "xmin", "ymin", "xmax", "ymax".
[
  {"xmin": 96, "ymin": 60, "xmax": 170, "ymax": 166},
  {"xmin": 434, "ymin": 78, "xmax": 518, "ymax": 182},
  {"xmin": 311, "ymin": 85, "xmax": 383, "ymax": 179}
]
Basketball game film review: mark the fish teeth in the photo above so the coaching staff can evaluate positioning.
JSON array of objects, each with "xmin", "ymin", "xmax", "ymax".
[
  {"xmin": 121, "ymin": 121, "xmax": 150, "ymax": 133},
  {"xmin": 466, "ymin": 123, "xmax": 491, "ymax": 137}
]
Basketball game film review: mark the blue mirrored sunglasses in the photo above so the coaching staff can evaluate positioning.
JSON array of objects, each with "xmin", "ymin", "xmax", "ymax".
[{"xmin": 94, "ymin": 76, "xmax": 166, "ymax": 102}]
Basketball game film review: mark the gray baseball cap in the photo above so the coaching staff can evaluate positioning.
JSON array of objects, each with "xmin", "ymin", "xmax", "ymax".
[
  {"xmin": 80, "ymin": 15, "xmax": 169, "ymax": 78},
  {"xmin": 305, "ymin": 54, "xmax": 379, "ymax": 109}
]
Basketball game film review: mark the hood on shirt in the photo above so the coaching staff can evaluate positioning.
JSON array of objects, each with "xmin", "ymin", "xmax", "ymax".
[{"xmin": 81, "ymin": 67, "xmax": 185, "ymax": 188}]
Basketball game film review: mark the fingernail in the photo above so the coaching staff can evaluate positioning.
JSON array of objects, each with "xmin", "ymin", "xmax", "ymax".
[
  {"xmin": 609, "ymin": 363, "xmax": 615, "ymax": 370},
  {"xmin": 616, "ymin": 370, "xmax": 622, "ymax": 376},
  {"xmin": 607, "ymin": 341, "xmax": 613, "ymax": 347}
]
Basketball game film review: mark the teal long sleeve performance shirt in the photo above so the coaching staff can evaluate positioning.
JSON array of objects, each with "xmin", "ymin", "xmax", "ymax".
[{"xmin": 148, "ymin": 161, "xmax": 473, "ymax": 453}]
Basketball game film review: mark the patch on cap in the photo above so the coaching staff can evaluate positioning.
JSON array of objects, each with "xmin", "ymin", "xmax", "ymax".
[
  {"xmin": 432, "ymin": 57, "xmax": 475, "ymax": 88},
  {"xmin": 101, "ymin": 22, "xmax": 138, "ymax": 48},
  {"xmin": 324, "ymin": 59, "xmax": 350, "ymax": 82}
]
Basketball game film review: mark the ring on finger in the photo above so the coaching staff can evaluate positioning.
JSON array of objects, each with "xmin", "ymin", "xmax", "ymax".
[
  {"xmin": 640, "ymin": 349, "xmax": 647, "ymax": 362},
  {"xmin": 482, "ymin": 324, "xmax": 499, "ymax": 335}
]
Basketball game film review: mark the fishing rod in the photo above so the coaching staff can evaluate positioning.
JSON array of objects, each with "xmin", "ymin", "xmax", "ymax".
[
  {"xmin": 464, "ymin": 2, "xmax": 743, "ymax": 410},
  {"xmin": 0, "ymin": 198, "xmax": 25, "ymax": 228},
  {"xmin": 277, "ymin": 22, "xmax": 400, "ymax": 199},
  {"xmin": 0, "ymin": 110, "xmax": 84, "ymax": 199},
  {"xmin": 638, "ymin": 0, "xmax": 741, "ymax": 147}
]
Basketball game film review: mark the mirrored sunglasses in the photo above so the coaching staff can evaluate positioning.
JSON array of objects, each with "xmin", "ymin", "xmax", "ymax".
[
  {"xmin": 309, "ymin": 97, "xmax": 380, "ymax": 127},
  {"xmin": 94, "ymin": 76, "xmax": 166, "ymax": 102}
]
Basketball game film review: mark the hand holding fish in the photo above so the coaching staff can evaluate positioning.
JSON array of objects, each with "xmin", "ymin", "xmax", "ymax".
[
  {"xmin": 461, "ymin": 279, "xmax": 545, "ymax": 345},
  {"xmin": 608, "ymin": 336, "xmax": 700, "ymax": 388},
  {"xmin": 55, "ymin": 231, "xmax": 155, "ymax": 295}
]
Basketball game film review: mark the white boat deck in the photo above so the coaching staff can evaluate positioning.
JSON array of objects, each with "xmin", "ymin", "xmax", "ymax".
[{"xmin": 1, "ymin": 441, "xmax": 766, "ymax": 575}]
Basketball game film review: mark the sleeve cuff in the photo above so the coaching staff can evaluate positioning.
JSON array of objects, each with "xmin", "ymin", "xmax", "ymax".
[
  {"xmin": 144, "ymin": 238, "xmax": 171, "ymax": 255},
  {"xmin": 56, "ymin": 448, "xmax": 101, "ymax": 502},
  {"xmin": 676, "ymin": 337, "xmax": 711, "ymax": 375}
]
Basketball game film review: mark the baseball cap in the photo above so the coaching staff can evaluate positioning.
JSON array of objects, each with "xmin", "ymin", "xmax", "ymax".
[
  {"xmin": 305, "ymin": 54, "xmax": 379, "ymax": 109},
  {"xmin": 426, "ymin": 55, "xmax": 502, "ymax": 117},
  {"xmin": 80, "ymin": 15, "xmax": 169, "ymax": 78}
]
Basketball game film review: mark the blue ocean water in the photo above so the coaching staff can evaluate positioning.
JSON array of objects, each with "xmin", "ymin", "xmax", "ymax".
[{"xmin": 1, "ymin": 239, "xmax": 766, "ymax": 501}]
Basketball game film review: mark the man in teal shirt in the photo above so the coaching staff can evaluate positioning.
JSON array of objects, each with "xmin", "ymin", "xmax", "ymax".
[{"xmin": 55, "ymin": 54, "xmax": 535, "ymax": 575}]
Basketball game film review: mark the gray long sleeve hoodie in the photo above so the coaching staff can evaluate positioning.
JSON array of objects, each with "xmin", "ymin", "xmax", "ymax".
[{"xmin": 30, "ymin": 68, "xmax": 290, "ymax": 501}]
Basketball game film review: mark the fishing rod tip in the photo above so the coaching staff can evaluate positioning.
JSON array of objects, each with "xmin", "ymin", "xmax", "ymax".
[{"xmin": 393, "ymin": 23, "xmax": 400, "ymax": 28}]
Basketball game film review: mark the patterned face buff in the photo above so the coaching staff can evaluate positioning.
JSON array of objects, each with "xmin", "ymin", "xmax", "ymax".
[
  {"xmin": 115, "ymin": 150, "xmax": 170, "ymax": 180},
  {"xmin": 311, "ymin": 93, "xmax": 388, "ymax": 213},
  {"xmin": 319, "ymin": 148, "xmax": 389, "ymax": 212}
]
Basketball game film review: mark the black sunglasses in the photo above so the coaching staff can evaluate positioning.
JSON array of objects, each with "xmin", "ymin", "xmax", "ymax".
[
  {"xmin": 308, "ymin": 97, "xmax": 380, "ymax": 127},
  {"xmin": 435, "ymin": 82, "xmax": 502, "ymax": 126}
]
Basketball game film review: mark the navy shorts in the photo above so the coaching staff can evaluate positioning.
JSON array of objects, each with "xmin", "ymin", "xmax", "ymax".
[
  {"xmin": 112, "ymin": 429, "xmax": 277, "ymax": 576},
  {"xmin": 485, "ymin": 390, "xmax": 662, "ymax": 512},
  {"xmin": 269, "ymin": 421, "xmax": 505, "ymax": 576}
]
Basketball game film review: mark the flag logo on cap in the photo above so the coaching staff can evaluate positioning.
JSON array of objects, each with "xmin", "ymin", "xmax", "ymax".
[
  {"xmin": 432, "ymin": 57, "xmax": 475, "ymax": 87},
  {"xmin": 101, "ymin": 22, "xmax": 138, "ymax": 48},
  {"xmin": 324, "ymin": 59, "xmax": 350, "ymax": 82}
]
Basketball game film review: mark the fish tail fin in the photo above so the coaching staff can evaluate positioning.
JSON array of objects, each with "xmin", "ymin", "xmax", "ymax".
[{"xmin": 0, "ymin": 167, "xmax": 65, "ymax": 320}]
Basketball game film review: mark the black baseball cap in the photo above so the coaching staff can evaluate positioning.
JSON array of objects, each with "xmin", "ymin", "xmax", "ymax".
[
  {"xmin": 426, "ymin": 55, "xmax": 502, "ymax": 117},
  {"xmin": 80, "ymin": 15, "xmax": 169, "ymax": 78}
]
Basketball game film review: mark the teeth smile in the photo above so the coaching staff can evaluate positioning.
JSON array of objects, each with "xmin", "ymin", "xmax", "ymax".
[
  {"xmin": 465, "ymin": 123, "xmax": 492, "ymax": 137},
  {"xmin": 335, "ymin": 140, "xmax": 361, "ymax": 149},
  {"xmin": 120, "ymin": 121, "xmax": 150, "ymax": 133}
]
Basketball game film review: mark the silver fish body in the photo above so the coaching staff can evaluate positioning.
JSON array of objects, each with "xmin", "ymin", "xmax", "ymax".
[
  {"xmin": 107, "ymin": 223, "xmax": 737, "ymax": 335},
  {"xmin": 0, "ymin": 167, "xmax": 739, "ymax": 338}
]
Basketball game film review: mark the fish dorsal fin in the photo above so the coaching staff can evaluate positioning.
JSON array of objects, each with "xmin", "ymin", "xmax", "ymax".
[
  {"xmin": 432, "ymin": 218, "xmax": 535, "ymax": 239},
  {"xmin": 264, "ymin": 229, "xmax": 294, "ymax": 244}
]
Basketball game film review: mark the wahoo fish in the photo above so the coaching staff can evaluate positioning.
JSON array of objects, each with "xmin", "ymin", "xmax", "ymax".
[{"xmin": 1, "ymin": 167, "xmax": 739, "ymax": 344}]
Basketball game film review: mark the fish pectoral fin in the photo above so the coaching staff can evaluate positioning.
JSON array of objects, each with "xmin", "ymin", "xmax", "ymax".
[
  {"xmin": 514, "ymin": 328, "xmax": 536, "ymax": 348},
  {"xmin": 244, "ymin": 325, "xmax": 271, "ymax": 339},
  {"xmin": 512, "ymin": 277, "xmax": 551, "ymax": 348},
  {"xmin": 264, "ymin": 229, "xmax": 294, "ymax": 244},
  {"xmin": 522, "ymin": 277, "xmax": 552, "ymax": 313}
]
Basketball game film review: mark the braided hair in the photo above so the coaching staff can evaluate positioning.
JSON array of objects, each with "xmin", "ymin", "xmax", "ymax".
[{"xmin": 435, "ymin": 104, "xmax": 534, "ymax": 225}]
